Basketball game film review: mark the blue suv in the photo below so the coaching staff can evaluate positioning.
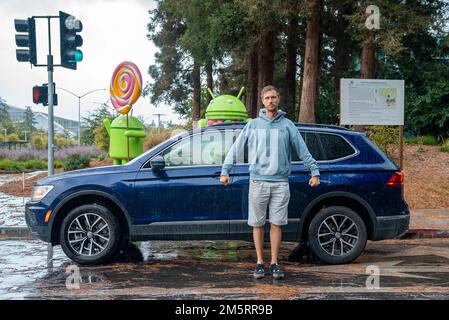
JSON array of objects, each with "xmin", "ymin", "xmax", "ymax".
[{"xmin": 25, "ymin": 123, "xmax": 409, "ymax": 265}]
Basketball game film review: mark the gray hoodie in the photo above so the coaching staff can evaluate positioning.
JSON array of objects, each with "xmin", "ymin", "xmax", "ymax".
[{"xmin": 221, "ymin": 108, "xmax": 320, "ymax": 181}]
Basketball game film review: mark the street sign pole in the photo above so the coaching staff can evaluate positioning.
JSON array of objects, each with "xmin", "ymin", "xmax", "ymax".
[{"xmin": 46, "ymin": 17, "xmax": 55, "ymax": 176}]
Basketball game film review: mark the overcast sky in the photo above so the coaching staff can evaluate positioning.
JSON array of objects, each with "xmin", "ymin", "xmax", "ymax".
[{"xmin": 0, "ymin": 0, "xmax": 182, "ymax": 125}]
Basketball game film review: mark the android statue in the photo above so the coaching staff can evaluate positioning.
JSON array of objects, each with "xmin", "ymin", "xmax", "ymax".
[
  {"xmin": 103, "ymin": 116, "xmax": 146, "ymax": 165},
  {"xmin": 197, "ymin": 87, "xmax": 252, "ymax": 128}
]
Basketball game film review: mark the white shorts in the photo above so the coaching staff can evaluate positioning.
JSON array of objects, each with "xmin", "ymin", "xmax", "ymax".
[{"xmin": 248, "ymin": 180, "xmax": 290, "ymax": 227}]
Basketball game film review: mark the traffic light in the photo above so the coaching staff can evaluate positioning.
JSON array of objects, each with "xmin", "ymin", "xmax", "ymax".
[
  {"xmin": 33, "ymin": 84, "xmax": 58, "ymax": 106},
  {"xmin": 59, "ymin": 11, "xmax": 83, "ymax": 70},
  {"xmin": 33, "ymin": 85, "xmax": 47, "ymax": 105},
  {"xmin": 14, "ymin": 18, "xmax": 37, "ymax": 65}
]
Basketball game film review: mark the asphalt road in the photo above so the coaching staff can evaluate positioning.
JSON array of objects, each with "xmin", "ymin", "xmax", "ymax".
[{"xmin": 1, "ymin": 238, "xmax": 449, "ymax": 300}]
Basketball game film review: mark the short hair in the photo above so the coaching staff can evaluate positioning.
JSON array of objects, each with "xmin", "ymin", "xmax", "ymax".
[{"xmin": 260, "ymin": 85, "xmax": 280, "ymax": 100}]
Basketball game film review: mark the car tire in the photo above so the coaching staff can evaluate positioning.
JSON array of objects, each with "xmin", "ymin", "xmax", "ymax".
[
  {"xmin": 307, "ymin": 206, "xmax": 367, "ymax": 265},
  {"xmin": 60, "ymin": 204, "xmax": 121, "ymax": 265}
]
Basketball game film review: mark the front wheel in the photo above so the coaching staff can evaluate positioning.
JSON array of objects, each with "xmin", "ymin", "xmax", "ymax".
[
  {"xmin": 307, "ymin": 206, "xmax": 367, "ymax": 264},
  {"xmin": 60, "ymin": 204, "xmax": 121, "ymax": 265}
]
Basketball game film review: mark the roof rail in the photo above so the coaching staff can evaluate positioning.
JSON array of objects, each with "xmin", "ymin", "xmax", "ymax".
[
  {"xmin": 205, "ymin": 121, "xmax": 352, "ymax": 131},
  {"xmin": 294, "ymin": 123, "xmax": 351, "ymax": 131}
]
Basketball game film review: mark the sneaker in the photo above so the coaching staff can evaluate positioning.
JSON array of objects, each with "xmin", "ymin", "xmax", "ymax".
[
  {"xmin": 269, "ymin": 263, "xmax": 284, "ymax": 279},
  {"xmin": 253, "ymin": 263, "xmax": 265, "ymax": 279}
]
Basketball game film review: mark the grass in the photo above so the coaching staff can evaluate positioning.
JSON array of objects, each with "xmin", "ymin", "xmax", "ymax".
[
  {"xmin": 441, "ymin": 139, "xmax": 449, "ymax": 153},
  {"xmin": 405, "ymin": 135, "xmax": 439, "ymax": 146}
]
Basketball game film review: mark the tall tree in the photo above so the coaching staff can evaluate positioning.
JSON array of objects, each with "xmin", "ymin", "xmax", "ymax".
[
  {"xmin": 0, "ymin": 97, "xmax": 13, "ymax": 133},
  {"xmin": 283, "ymin": 1, "xmax": 300, "ymax": 118},
  {"xmin": 299, "ymin": 0, "xmax": 322, "ymax": 123},
  {"xmin": 18, "ymin": 106, "xmax": 37, "ymax": 137}
]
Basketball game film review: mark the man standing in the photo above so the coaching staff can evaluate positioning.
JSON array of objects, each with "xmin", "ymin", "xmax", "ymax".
[{"xmin": 220, "ymin": 85, "xmax": 320, "ymax": 280}]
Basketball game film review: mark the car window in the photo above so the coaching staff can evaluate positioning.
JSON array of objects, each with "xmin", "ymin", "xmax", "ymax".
[
  {"xmin": 318, "ymin": 133, "xmax": 356, "ymax": 160},
  {"xmin": 292, "ymin": 132, "xmax": 326, "ymax": 161},
  {"xmin": 159, "ymin": 129, "xmax": 243, "ymax": 167}
]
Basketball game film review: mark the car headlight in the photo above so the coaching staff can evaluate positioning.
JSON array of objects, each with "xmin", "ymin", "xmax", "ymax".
[{"xmin": 31, "ymin": 185, "xmax": 54, "ymax": 202}]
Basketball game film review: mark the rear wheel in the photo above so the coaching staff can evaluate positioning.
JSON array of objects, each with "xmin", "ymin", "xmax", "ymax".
[
  {"xmin": 60, "ymin": 204, "xmax": 121, "ymax": 265},
  {"xmin": 307, "ymin": 206, "xmax": 367, "ymax": 264}
]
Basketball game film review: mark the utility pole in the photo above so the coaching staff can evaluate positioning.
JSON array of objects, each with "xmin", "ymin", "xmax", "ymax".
[{"xmin": 153, "ymin": 113, "xmax": 166, "ymax": 134}]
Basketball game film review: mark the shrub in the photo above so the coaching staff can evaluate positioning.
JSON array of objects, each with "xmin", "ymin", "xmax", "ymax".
[
  {"xmin": 7, "ymin": 133, "xmax": 19, "ymax": 141},
  {"xmin": 367, "ymin": 126, "xmax": 398, "ymax": 157},
  {"xmin": 94, "ymin": 125, "xmax": 109, "ymax": 152},
  {"xmin": 55, "ymin": 136, "xmax": 76, "ymax": 149},
  {"xmin": 54, "ymin": 160, "xmax": 64, "ymax": 168},
  {"xmin": 55, "ymin": 145, "xmax": 101, "ymax": 161},
  {"xmin": 143, "ymin": 129, "xmax": 172, "ymax": 151},
  {"xmin": 405, "ymin": 135, "xmax": 438, "ymax": 146},
  {"xmin": 32, "ymin": 135, "xmax": 47, "ymax": 150},
  {"xmin": 441, "ymin": 139, "xmax": 449, "ymax": 153},
  {"xmin": 63, "ymin": 154, "xmax": 91, "ymax": 171},
  {"xmin": 0, "ymin": 159, "xmax": 25, "ymax": 171},
  {"xmin": 97, "ymin": 152, "xmax": 108, "ymax": 161},
  {"xmin": 23, "ymin": 159, "xmax": 47, "ymax": 170}
]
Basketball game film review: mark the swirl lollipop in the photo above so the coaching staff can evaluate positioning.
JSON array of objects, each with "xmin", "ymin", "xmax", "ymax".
[{"xmin": 109, "ymin": 61, "xmax": 142, "ymax": 114}]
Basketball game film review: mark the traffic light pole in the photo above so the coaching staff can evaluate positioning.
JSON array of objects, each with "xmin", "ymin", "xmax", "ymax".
[
  {"xmin": 47, "ymin": 17, "xmax": 55, "ymax": 176},
  {"xmin": 47, "ymin": 54, "xmax": 54, "ymax": 176}
]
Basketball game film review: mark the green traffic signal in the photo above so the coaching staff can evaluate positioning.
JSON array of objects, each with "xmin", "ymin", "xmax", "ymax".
[
  {"xmin": 68, "ymin": 50, "xmax": 83, "ymax": 63},
  {"xmin": 59, "ymin": 11, "xmax": 83, "ymax": 70}
]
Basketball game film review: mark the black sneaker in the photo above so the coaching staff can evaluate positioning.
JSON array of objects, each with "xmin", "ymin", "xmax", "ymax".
[
  {"xmin": 269, "ymin": 263, "xmax": 284, "ymax": 279},
  {"xmin": 253, "ymin": 263, "xmax": 265, "ymax": 279}
]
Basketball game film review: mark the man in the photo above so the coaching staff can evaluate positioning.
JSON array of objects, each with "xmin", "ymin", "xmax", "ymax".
[{"xmin": 220, "ymin": 85, "xmax": 320, "ymax": 280}]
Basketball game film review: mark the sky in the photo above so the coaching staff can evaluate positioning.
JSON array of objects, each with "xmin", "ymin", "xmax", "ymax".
[{"xmin": 0, "ymin": 0, "xmax": 182, "ymax": 125}]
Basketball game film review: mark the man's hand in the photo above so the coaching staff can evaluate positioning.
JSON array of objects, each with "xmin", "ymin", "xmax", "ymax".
[
  {"xmin": 309, "ymin": 176, "xmax": 320, "ymax": 187},
  {"xmin": 220, "ymin": 175, "xmax": 231, "ymax": 186}
]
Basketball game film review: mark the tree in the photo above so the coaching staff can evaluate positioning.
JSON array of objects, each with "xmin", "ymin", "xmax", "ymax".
[
  {"xmin": 299, "ymin": 0, "xmax": 322, "ymax": 123},
  {"xmin": 81, "ymin": 103, "xmax": 114, "ymax": 145},
  {"xmin": 0, "ymin": 97, "xmax": 13, "ymax": 133},
  {"xmin": 18, "ymin": 106, "xmax": 37, "ymax": 138}
]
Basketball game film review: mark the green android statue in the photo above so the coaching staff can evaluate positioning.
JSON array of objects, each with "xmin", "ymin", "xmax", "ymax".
[
  {"xmin": 103, "ymin": 116, "xmax": 146, "ymax": 165},
  {"xmin": 197, "ymin": 87, "xmax": 251, "ymax": 128}
]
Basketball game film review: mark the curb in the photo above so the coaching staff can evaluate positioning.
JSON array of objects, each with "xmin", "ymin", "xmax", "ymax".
[
  {"xmin": 0, "ymin": 226, "xmax": 34, "ymax": 239},
  {"xmin": 401, "ymin": 229, "xmax": 449, "ymax": 239},
  {"xmin": 1, "ymin": 227, "xmax": 449, "ymax": 240}
]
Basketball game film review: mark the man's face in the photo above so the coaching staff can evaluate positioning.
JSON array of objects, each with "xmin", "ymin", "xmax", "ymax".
[{"xmin": 262, "ymin": 90, "xmax": 280, "ymax": 111}]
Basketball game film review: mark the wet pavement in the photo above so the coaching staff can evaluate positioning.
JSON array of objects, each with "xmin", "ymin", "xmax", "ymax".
[{"xmin": 1, "ymin": 238, "xmax": 449, "ymax": 299}]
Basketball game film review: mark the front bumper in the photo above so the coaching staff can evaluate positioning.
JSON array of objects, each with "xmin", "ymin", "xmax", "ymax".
[
  {"xmin": 25, "ymin": 204, "xmax": 51, "ymax": 243},
  {"xmin": 374, "ymin": 214, "xmax": 410, "ymax": 240}
]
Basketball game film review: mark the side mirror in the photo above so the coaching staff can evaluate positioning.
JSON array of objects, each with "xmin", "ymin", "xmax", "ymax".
[{"xmin": 150, "ymin": 155, "xmax": 165, "ymax": 171}]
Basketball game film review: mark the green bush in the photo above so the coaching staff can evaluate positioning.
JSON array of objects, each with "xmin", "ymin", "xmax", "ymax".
[
  {"xmin": 7, "ymin": 133, "xmax": 19, "ymax": 141},
  {"xmin": 32, "ymin": 135, "xmax": 47, "ymax": 150},
  {"xmin": 97, "ymin": 152, "xmax": 108, "ymax": 161},
  {"xmin": 441, "ymin": 139, "xmax": 449, "ymax": 153},
  {"xmin": 0, "ymin": 159, "xmax": 25, "ymax": 171},
  {"xmin": 63, "ymin": 154, "xmax": 91, "ymax": 171},
  {"xmin": 23, "ymin": 159, "xmax": 47, "ymax": 170},
  {"xmin": 54, "ymin": 160, "xmax": 64, "ymax": 168},
  {"xmin": 367, "ymin": 126, "xmax": 398, "ymax": 157},
  {"xmin": 94, "ymin": 125, "xmax": 109, "ymax": 152},
  {"xmin": 405, "ymin": 135, "xmax": 438, "ymax": 146}
]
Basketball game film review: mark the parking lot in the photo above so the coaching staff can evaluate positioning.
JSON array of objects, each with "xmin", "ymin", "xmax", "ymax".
[{"xmin": 1, "ymin": 237, "xmax": 449, "ymax": 300}]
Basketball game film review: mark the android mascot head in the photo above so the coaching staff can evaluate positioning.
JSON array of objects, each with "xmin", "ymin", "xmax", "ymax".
[
  {"xmin": 197, "ymin": 87, "xmax": 252, "ymax": 128},
  {"xmin": 103, "ymin": 115, "xmax": 146, "ymax": 165}
]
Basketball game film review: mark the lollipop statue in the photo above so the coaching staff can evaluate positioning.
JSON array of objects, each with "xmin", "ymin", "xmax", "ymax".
[{"xmin": 103, "ymin": 61, "xmax": 146, "ymax": 165}]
